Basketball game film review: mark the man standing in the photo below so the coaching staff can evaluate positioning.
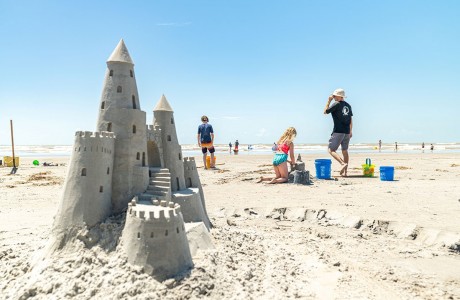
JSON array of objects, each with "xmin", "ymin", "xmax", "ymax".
[
  {"xmin": 323, "ymin": 88, "xmax": 353, "ymax": 176},
  {"xmin": 197, "ymin": 115, "xmax": 215, "ymax": 169}
]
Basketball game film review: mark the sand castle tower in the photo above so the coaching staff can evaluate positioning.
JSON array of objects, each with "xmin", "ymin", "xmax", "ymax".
[
  {"xmin": 53, "ymin": 131, "xmax": 115, "ymax": 230},
  {"xmin": 96, "ymin": 39, "xmax": 149, "ymax": 213},
  {"xmin": 121, "ymin": 199, "xmax": 193, "ymax": 279},
  {"xmin": 152, "ymin": 95, "xmax": 186, "ymax": 192}
]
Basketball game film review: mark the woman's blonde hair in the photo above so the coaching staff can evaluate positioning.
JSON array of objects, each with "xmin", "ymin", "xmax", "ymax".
[{"xmin": 277, "ymin": 127, "xmax": 297, "ymax": 144}]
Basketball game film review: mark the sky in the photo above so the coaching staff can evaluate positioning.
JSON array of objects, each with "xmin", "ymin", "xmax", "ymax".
[{"xmin": 1, "ymin": 0, "xmax": 459, "ymax": 146}]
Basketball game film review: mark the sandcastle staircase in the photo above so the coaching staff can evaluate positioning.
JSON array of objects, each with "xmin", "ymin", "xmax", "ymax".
[{"xmin": 139, "ymin": 168, "xmax": 171, "ymax": 202}]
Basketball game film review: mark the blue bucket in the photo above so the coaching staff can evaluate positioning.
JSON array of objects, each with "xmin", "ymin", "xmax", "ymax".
[
  {"xmin": 380, "ymin": 166, "xmax": 394, "ymax": 181},
  {"xmin": 315, "ymin": 159, "xmax": 332, "ymax": 179}
]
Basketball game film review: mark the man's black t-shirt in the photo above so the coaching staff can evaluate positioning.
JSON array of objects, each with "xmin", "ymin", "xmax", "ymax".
[{"xmin": 325, "ymin": 101, "xmax": 353, "ymax": 134}]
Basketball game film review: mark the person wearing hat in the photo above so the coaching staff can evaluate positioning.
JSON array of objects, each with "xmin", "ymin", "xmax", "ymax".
[{"xmin": 323, "ymin": 88, "xmax": 353, "ymax": 176}]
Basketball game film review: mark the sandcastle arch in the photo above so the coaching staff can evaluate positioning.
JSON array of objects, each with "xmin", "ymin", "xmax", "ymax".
[{"xmin": 147, "ymin": 140, "xmax": 161, "ymax": 168}]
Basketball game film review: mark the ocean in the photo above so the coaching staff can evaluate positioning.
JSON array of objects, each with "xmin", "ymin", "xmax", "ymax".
[{"xmin": 1, "ymin": 143, "xmax": 460, "ymax": 158}]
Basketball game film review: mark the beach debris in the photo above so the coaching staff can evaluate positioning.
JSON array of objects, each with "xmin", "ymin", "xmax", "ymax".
[{"xmin": 226, "ymin": 218, "xmax": 237, "ymax": 226}]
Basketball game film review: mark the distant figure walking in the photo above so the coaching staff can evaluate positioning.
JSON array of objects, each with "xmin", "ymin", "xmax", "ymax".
[
  {"xmin": 197, "ymin": 115, "xmax": 215, "ymax": 169},
  {"xmin": 234, "ymin": 140, "xmax": 239, "ymax": 153},
  {"xmin": 395, "ymin": 142, "xmax": 398, "ymax": 152},
  {"xmin": 430, "ymin": 144, "xmax": 434, "ymax": 152},
  {"xmin": 324, "ymin": 88, "xmax": 353, "ymax": 176},
  {"xmin": 378, "ymin": 140, "xmax": 382, "ymax": 152},
  {"xmin": 422, "ymin": 142, "xmax": 425, "ymax": 152},
  {"xmin": 257, "ymin": 127, "xmax": 297, "ymax": 184},
  {"xmin": 229, "ymin": 142, "xmax": 232, "ymax": 153}
]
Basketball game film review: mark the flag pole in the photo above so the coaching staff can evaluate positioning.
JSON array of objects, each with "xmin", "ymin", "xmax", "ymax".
[{"xmin": 10, "ymin": 120, "xmax": 17, "ymax": 171}]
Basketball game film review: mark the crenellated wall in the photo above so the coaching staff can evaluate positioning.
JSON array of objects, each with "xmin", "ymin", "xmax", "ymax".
[
  {"xmin": 121, "ymin": 199, "xmax": 193, "ymax": 280},
  {"xmin": 53, "ymin": 131, "xmax": 115, "ymax": 231}
]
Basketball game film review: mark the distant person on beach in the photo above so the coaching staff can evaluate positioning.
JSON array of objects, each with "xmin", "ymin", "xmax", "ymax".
[
  {"xmin": 257, "ymin": 127, "xmax": 297, "ymax": 184},
  {"xmin": 234, "ymin": 140, "xmax": 239, "ymax": 151},
  {"xmin": 272, "ymin": 142, "xmax": 277, "ymax": 152},
  {"xmin": 430, "ymin": 144, "xmax": 434, "ymax": 152},
  {"xmin": 379, "ymin": 140, "xmax": 382, "ymax": 152},
  {"xmin": 229, "ymin": 142, "xmax": 232, "ymax": 153},
  {"xmin": 395, "ymin": 142, "xmax": 398, "ymax": 152},
  {"xmin": 323, "ymin": 88, "xmax": 353, "ymax": 176},
  {"xmin": 197, "ymin": 115, "xmax": 215, "ymax": 169}
]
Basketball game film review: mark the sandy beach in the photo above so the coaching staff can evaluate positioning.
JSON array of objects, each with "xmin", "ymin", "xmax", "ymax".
[{"xmin": 1, "ymin": 152, "xmax": 460, "ymax": 299}]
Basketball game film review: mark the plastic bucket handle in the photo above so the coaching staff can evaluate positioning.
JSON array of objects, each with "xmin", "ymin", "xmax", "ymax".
[{"xmin": 365, "ymin": 158, "xmax": 371, "ymax": 166}]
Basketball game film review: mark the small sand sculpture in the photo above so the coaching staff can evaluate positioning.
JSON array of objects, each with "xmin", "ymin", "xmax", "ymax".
[
  {"xmin": 288, "ymin": 154, "xmax": 311, "ymax": 185},
  {"xmin": 49, "ymin": 39, "xmax": 211, "ymax": 279}
]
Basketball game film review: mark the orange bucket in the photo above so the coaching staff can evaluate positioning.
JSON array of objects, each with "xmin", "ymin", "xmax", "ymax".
[{"xmin": 206, "ymin": 156, "xmax": 216, "ymax": 169}]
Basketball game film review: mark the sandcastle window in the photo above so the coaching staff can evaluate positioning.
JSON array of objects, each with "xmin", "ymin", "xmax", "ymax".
[
  {"xmin": 132, "ymin": 96, "xmax": 137, "ymax": 109},
  {"xmin": 117, "ymin": 86, "xmax": 122, "ymax": 93},
  {"xmin": 187, "ymin": 177, "xmax": 192, "ymax": 188},
  {"xmin": 176, "ymin": 177, "xmax": 179, "ymax": 190},
  {"xmin": 136, "ymin": 152, "xmax": 140, "ymax": 160},
  {"xmin": 150, "ymin": 232, "xmax": 154, "ymax": 238},
  {"xmin": 132, "ymin": 125, "xmax": 136, "ymax": 134},
  {"xmin": 81, "ymin": 168, "xmax": 87, "ymax": 176},
  {"xmin": 130, "ymin": 70, "xmax": 133, "ymax": 77},
  {"xmin": 142, "ymin": 152, "xmax": 146, "ymax": 166},
  {"xmin": 99, "ymin": 186, "xmax": 103, "ymax": 193},
  {"xmin": 179, "ymin": 153, "xmax": 182, "ymax": 160},
  {"xmin": 107, "ymin": 167, "xmax": 110, "ymax": 175},
  {"xmin": 109, "ymin": 70, "xmax": 113, "ymax": 76},
  {"xmin": 176, "ymin": 227, "xmax": 179, "ymax": 234},
  {"xmin": 165, "ymin": 230, "xmax": 168, "ymax": 236},
  {"xmin": 101, "ymin": 101, "xmax": 105, "ymax": 109},
  {"xmin": 107, "ymin": 123, "xmax": 112, "ymax": 132},
  {"xmin": 167, "ymin": 135, "xmax": 171, "ymax": 141},
  {"xmin": 137, "ymin": 232, "xmax": 140, "ymax": 239},
  {"xmin": 171, "ymin": 118, "xmax": 174, "ymax": 124}
]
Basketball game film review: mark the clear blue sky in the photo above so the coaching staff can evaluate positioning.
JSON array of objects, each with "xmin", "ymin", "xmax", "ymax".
[{"xmin": 1, "ymin": 0, "xmax": 459, "ymax": 145}]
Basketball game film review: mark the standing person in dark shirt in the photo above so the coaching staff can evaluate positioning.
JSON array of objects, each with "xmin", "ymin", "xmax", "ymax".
[
  {"xmin": 197, "ymin": 115, "xmax": 215, "ymax": 169},
  {"xmin": 324, "ymin": 88, "xmax": 353, "ymax": 176}
]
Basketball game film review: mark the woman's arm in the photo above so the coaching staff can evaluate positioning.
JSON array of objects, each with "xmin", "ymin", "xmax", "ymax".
[{"xmin": 289, "ymin": 142, "xmax": 295, "ymax": 164}]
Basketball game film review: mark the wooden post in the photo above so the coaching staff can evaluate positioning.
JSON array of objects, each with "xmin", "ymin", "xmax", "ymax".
[{"xmin": 10, "ymin": 120, "xmax": 16, "ymax": 169}]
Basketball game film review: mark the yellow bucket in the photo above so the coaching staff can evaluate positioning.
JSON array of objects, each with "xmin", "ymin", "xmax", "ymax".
[
  {"xmin": 362, "ymin": 158, "xmax": 374, "ymax": 177},
  {"xmin": 3, "ymin": 156, "xmax": 20, "ymax": 167},
  {"xmin": 206, "ymin": 156, "xmax": 216, "ymax": 169}
]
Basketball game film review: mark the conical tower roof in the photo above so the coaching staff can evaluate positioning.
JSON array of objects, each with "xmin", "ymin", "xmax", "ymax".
[
  {"xmin": 153, "ymin": 94, "xmax": 174, "ymax": 112},
  {"xmin": 107, "ymin": 39, "xmax": 134, "ymax": 64}
]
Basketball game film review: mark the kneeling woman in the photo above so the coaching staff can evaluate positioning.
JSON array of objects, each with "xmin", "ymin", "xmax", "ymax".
[{"xmin": 259, "ymin": 127, "xmax": 297, "ymax": 184}]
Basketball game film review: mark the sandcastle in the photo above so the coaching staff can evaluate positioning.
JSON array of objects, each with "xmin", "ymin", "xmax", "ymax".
[{"xmin": 51, "ymin": 39, "xmax": 211, "ymax": 279}]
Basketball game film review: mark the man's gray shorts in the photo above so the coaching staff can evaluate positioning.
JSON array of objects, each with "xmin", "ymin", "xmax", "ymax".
[{"xmin": 328, "ymin": 133, "xmax": 351, "ymax": 151}]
